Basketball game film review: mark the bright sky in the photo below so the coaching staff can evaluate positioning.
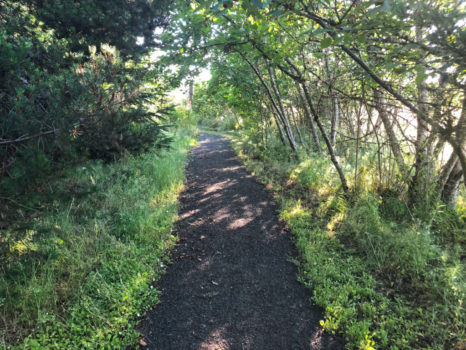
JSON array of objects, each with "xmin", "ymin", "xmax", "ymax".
[
  {"xmin": 138, "ymin": 31, "xmax": 212, "ymax": 106},
  {"xmin": 168, "ymin": 68, "xmax": 212, "ymax": 105},
  {"xmin": 145, "ymin": 47, "xmax": 211, "ymax": 105}
]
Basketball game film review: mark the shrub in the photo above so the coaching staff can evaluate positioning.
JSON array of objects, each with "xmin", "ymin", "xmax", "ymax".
[{"xmin": 0, "ymin": 1, "xmax": 173, "ymax": 195}]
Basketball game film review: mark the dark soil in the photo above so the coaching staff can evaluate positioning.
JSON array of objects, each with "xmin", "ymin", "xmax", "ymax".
[{"xmin": 141, "ymin": 134, "xmax": 344, "ymax": 349}]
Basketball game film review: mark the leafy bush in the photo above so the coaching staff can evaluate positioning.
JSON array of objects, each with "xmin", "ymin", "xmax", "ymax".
[{"xmin": 0, "ymin": 1, "xmax": 174, "ymax": 195}]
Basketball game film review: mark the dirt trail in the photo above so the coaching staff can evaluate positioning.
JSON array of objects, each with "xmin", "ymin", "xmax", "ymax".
[{"xmin": 142, "ymin": 133, "xmax": 343, "ymax": 349}]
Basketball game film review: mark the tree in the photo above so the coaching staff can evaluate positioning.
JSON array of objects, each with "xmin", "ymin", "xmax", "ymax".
[
  {"xmin": 0, "ymin": 0, "xmax": 175, "ymax": 193},
  {"xmin": 170, "ymin": 0, "xmax": 464, "ymax": 206}
]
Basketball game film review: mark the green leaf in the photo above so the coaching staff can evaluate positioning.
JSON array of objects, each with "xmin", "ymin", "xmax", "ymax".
[
  {"xmin": 268, "ymin": 9, "xmax": 283, "ymax": 16},
  {"xmin": 382, "ymin": 0, "xmax": 391, "ymax": 12},
  {"xmin": 415, "ymin": 73, "xmax": 428, "ymax": 84},
  {"xmin": 356, "ymin": 34, "xmax": 366, "ymax": 45},
  {"xmin": 343, "ymin": 33, "xmax": 352, "ymax": 45},
  {"xmin": 313, "ymin": 27, "xmax": 329, "ymax": 36},
  {"xmin": 402, "ymin": 44, "xmax": 418, "ymax": 51},
  {"xmin": 385, "ymin": 62, "xmax": 399, "ymax": 70},
  {"xmin": 251, "ymin": 0, "xmax": 263, "ymax": 9},
  {"xmin": 211, "ymin": 2, "xmax": 221, "ymax": 11},
  {"xmin": 320, "ymin": 37, "xmax": 332, "ymax": 49}
]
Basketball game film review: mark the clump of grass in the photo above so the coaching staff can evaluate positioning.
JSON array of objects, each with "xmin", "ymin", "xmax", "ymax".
[
  {"xmin": 0, "ymin": 128, "xmax": 196, "ymax": 348},
  {"xmin": 228, "ymin": 130, "xmax": 465, "ymax": 349}
]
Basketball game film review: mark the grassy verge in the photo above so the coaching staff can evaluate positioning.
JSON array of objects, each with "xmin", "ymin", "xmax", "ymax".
[
  {"xmin": 226, "ymin": 131, "xmax": 465, "ymax": 350},
  {"xmin": 199, "ymin": 129, "xmax": 235, "ymax": 137},
  {"xmin": 1, "ymin": 128, "xmax": 197, "ymax": 349}
]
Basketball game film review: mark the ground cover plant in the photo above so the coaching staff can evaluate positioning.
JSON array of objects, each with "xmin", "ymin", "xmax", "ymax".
[
  {"xmin": 225, "ymin": 130, "xmax": 465, "ymax": 349},
  {"xmin": 0, "ymin": 128, "xmax": 196, "ymax": 348}
]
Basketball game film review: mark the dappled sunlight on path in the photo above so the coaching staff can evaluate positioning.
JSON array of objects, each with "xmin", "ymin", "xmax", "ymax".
[{"xmin": 142, "ymin": 134, "xmax": 343, "ymax": 349}]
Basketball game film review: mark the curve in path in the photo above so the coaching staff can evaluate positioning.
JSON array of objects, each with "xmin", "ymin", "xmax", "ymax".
[{"xmin": 142, "ymin": 133, "xmax": 343, "ymax": 350}]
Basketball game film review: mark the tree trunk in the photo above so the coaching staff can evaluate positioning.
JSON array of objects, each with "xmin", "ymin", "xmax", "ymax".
[
  {"xmin": 440, "ymin": 94, "xmax": 466, "ymax": 207},
  {"xmin": 441, "ymin": 160, "xmax": 463, "ymax": 207},
  {"xmin": 266, "ymin": 103, "xmax": 287, "ymax": 146},
  {"xmin": 249, "ymin": 50, "xmax": 348, "ymax": 191},
  {"xmin": 366, "ymin": 103, "xmax": 383, "ymax": 185},
  {"xmin": 298, "ymin": 12, "xmax": 466, "ymax": 178},
  {"xmin": 239, "ymin": 52, "xmax": 300, "ymax": 155},
  {"xmin": 324, "ymin": 51, "xmax": 339, "ymax": 147},
  {"xmin": 373, "ymin": 89, "xmax": 406, "ymax": 174},
  {"xmin": 297, "ymin": 84, "xmax": 321, "ymax": 152},
  {"xmin": 187, "ymin": 80, "xmax": 194, "ymax": 110},
  {"xmin": 267, "ymin": 65, "xmax": 299, "ymax": 153},
  {"xmin": 331, "ymin": 96, "xmax": 339, "ymax": 147},
  {"xmin": 289, "ymin": 103, "xmax": 307, "ymax": 151},
  {"xmin": 408, "ymin": 26, "xmax": 433, "ymax": 206},
  {"xmin": 301, "ymin": 82, "xmax": 349, "ymax": 193}
]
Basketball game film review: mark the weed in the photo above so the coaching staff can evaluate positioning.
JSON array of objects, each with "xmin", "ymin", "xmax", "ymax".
[
  {"xmin": 0, "ymin": 128, "xmax": 196, "ymax": 348},
  {"xmin": 227, "ymin": 129, "xmax": 465, "ymax": 349}
]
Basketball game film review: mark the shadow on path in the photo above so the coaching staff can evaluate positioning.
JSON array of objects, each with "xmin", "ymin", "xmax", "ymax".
[{"xmin": 142, "ymin": 134, "xmax": 344, "ymax": 350}]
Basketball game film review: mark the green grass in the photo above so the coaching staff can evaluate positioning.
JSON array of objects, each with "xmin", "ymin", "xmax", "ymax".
[
  {"xmin": 226, "ymin": 130, "xmax": 465, "ymax": 350},
  {"xmin": 0, "ymin": 128, "xmax": 197, "ymax": 349},
  {"xmin": 199, "ymin": 128, "xmax": 236, "ymax": 137}
]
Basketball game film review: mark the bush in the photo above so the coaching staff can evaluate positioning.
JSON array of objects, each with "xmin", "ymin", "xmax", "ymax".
[{"xmin": 0, "ymin": 2, "xmax": 173, "ymax": 195}]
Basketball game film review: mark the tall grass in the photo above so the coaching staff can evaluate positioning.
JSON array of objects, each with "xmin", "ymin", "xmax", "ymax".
[
  {"xmin": 0, "ymin": 128, "xmax": 196, "ymax": 348},
  {"xmin": 227, "ymin": 130, "xmax": 465, "ymax": 349}
]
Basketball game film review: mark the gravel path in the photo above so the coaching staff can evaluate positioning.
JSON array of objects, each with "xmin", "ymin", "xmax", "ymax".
[{"xmin": 142, "ymin": 133, "xmax": 343, "ymax": 350}]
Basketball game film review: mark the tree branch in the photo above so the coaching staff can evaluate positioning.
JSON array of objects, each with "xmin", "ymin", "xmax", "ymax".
[{"xmin": 0, "ymin": 130, "xmax": 58, "ymax": 146}]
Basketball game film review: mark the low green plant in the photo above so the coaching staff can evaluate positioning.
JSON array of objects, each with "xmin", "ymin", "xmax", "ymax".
[
  {"xmin": 227, "ymin": 129, "xmax": 465, "ymax": 349},
  {"xmin": 0, "ymin": 128, "xmax": 196, "ymax": 348}
]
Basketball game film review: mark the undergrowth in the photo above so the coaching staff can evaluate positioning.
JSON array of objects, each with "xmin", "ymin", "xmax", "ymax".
[
  {"xmin": 0, "ymin": 127, "xmax": 197, "ymax": 348},
  {"xmin": 226, "ymin": 131, "xmax": 465, "ymax": 349}
]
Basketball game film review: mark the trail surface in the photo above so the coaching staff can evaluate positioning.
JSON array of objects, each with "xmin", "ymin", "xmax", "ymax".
[{"xmin": 142, "ymin": 133, "xmax": 343, "ymax": 349}]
